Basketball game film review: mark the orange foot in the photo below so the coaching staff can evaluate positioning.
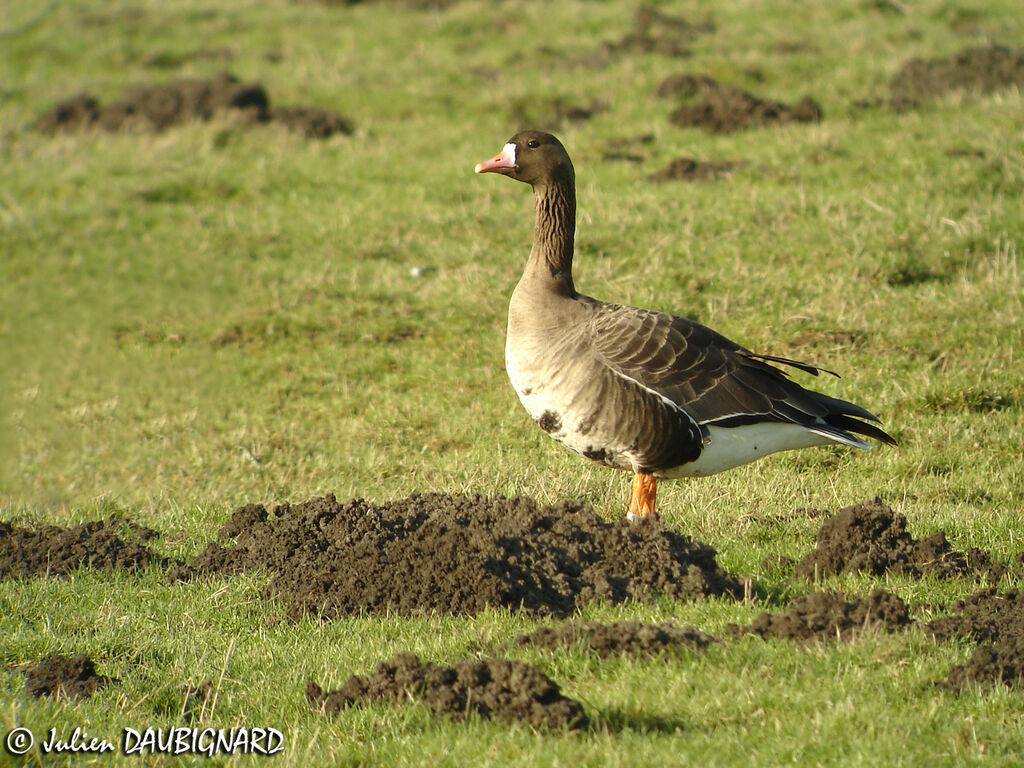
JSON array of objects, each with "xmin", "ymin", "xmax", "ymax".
[{"xmin": 627, "ymin": 471, "xmax": 657, "ymax": 520}]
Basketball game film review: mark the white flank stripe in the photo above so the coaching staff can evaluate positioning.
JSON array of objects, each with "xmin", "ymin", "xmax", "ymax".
[
  {"xmin": 807, "ymin": 426, "xmax": 871, "ymax": 451},
  {"xmin": 664, "ymin": 422, "xmax": 833, "ymax": 477}
]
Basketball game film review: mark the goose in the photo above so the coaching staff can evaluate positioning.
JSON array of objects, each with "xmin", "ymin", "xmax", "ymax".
[{"xmin": 474, "ymin": 131, "xmax": 895, "ymax": 519}]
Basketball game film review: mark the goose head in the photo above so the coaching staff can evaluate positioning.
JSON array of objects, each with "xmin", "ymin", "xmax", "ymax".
[{"xmin": 474, "ymin": 130, "xmax": 574, "ymax": 187}]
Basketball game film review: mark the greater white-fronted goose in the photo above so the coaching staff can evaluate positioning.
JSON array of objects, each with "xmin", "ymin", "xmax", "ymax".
[{"xmin": 475, "ymin": 131, "xmax": 895, "ymax": 519}]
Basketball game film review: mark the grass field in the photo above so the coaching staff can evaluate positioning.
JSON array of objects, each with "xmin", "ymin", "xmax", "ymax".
[{"xmin": 2, "ymin": 0, "xmax": 1024, "ymax": 765}]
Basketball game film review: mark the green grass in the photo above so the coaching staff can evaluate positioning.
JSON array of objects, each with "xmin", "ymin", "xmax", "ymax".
[{"xmin": 2, "ymin": 0, "xmax": 1024, "ymax": 764}]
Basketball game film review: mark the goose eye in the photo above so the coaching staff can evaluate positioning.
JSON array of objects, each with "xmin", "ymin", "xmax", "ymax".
[{"xmin": 527, "ymin": 139, "xmax": 540, "ymax": 148}]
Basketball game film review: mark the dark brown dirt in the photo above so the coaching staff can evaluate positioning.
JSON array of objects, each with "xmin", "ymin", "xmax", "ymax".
[
  {"xmin": 647, "ymin": 156, "xmax": 740, "ymax": 182},
  {"xmin": 180, "ymin": 681, "xmax": 215, "ymax": 721},
  {"xmin": 35, "ymin": 71, "xmax": 353, "ymax": 138},
  {"xmin": 607, "ymin": 6, "xmax": 714, "ymax": 57},
  {"xmin": 0, "ymin": 518, "xmax": 166, "ymax": 579},
  {"xmin": 730, "ymin": 589, "xmax": 912, "ymax": 642},
  {"xmin": 509, "ymin": 97, "xmax": 608, "ymax": 132},
  {"xmin": 795, "ymin": 498, "xmax": 995, "ymax": 581},
  {"xmin": 944, "ymin": 637, "xmax": 1024, "ymax": 689},
  {"xmin": 269, "ymin": 105, "xmax": 354, "ymax": 139},
  {"xmin": 307, "ymin": 652, "xmax": 589, "ymax": 730},
  {"xmin": 172, "ymin": 492, "xmax": 743, "ymax": 619},
  {"xmin": 515, "ymin": 620, "xmax": 717, "ymax": 658},
  {"xmin": 600, "ymin": 133, "xmax": 655, "ymax": 164},
  {"xmin": 890, "ymin": 44, "xmax": 1024, "ymax": 111},
  {"xmin": 928, "ymin": 589, "xmax": 1024, "ymax": 644},
  {"xmin": 310, "ymin": 0, "xmax": 458, "ymax": 8},
  {"xmin": 19, "ymin": 655, "xmax": 116, "ymax": 700},
  {"xmin": 927, "ymin": 589, "xmax": 1024, "ymax": 689},
  {"xmin": 657, "ymin": 72, "xmax": 822, "ymax": 133}
]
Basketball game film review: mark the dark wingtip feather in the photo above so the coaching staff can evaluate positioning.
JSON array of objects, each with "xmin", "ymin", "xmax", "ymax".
[
  {"xmin": 746, "ymin": 352, "xmax": 840, "ymax": 379},
  {"xmin": 825, "ymin": 413, "xmax": 897, "ymax": 446}
]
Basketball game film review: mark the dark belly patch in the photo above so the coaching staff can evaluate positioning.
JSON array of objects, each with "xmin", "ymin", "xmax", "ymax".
[
  {"xmin": 582, "ymin": 447, "xmax": 609, "ymax": 463},
  {"xmin": 537, "ymin": 410, "xmax": 561, "ymax": 433}
]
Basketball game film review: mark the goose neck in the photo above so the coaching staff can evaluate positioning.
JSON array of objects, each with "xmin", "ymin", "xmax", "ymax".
[{"xmin": 529, "ymin": 179, "xmax": 576, "ymax": 292}]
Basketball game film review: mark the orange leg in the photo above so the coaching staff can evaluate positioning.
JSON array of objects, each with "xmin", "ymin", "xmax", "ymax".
[{"xmin": 627, "ymin": 471, "xmax": 657, "ymax": 520}]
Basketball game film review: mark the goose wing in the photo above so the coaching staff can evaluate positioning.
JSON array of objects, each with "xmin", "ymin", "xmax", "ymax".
[{"xmin": 586, "ymin": 301, "xmax": 894, "ymax": 449}]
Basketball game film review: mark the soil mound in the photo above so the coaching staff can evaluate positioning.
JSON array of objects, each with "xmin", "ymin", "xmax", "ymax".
[
  {"xmin": 795, "ymin": 498, "xmax": 990, "ymax": 581},
  {"xmin": 0, "ymin": 519, "xmax": 165, "ymax": 579},
  {"xmin": 657, "ymin": 73, "xmax": 821, "ymax": 133},
  {"xmin": 609, "ymin": 6, "xmax": 713, "ymax": 57},
  {"xmin": 600, "ymin": 133, "xmax": 655, "ymax": 164},
  {"xmin": 509, "ymin": 97, "xmax": 607, "ymax": 132},
  {"xmin": 20, "ymin": 654, "xmax": 116, "ymax": 699},
  {"xmin": 310, "ymin": 0, "xmax": 457, "ymax": 8},
  {"xmin": 173, "ymin": 492, "xmax": 742, "ymax": 619},
  {"xmin": 307, "ymin": 652, "xmax": 589, "ymax": 730},
  {"xmin": 35, "ymin": 71, "xmax": 353, "ymax": 138},
  {"xmin": 945, "ymin": 636, "xmax": 1024, "ymax": 689},
  {"xmin": 927, "ymin": 589, "xmax": 1024, "ymax": 689},
  {"xmin": 647, "ymin": 156, "xmax": 740, "ymax": 182},
  {"xmin": 731, "ymin": 589, "xmax": 911, "ymax": 642},
  {"xmin": 890, "ymin": 44, "xmax": 1024, "ymax": 111},
  {"xmin": 516, "ymin": 620, "xmax": 717, "ymax": 658},
  {"xmin": 928, "ymin": 589, "xmax": 1024, "ymax": 643}
]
